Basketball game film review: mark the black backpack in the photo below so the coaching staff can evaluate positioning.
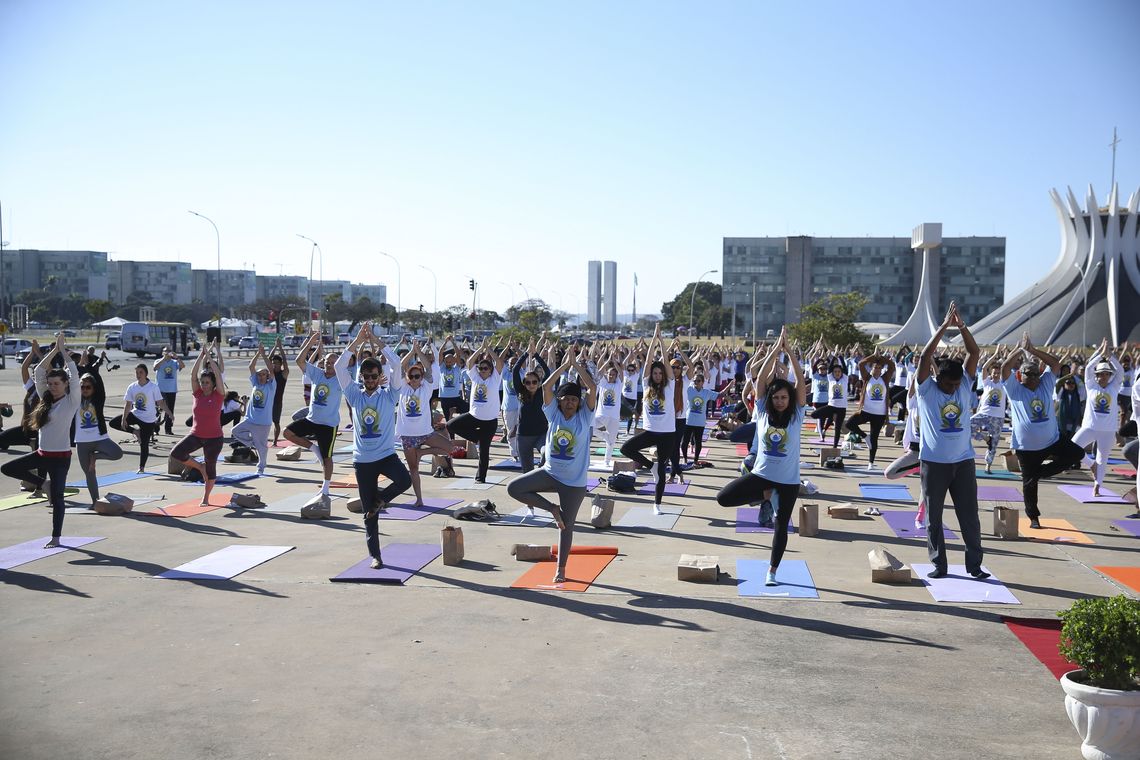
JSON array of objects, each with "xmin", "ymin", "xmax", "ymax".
[{"xmin": 607, "ymin": 473, "xmax": 637, "ymax": 493}]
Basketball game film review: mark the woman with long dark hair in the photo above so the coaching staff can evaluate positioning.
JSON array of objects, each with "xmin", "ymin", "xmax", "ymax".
[
  {"xmin": 446, "ymin": 338, "xmax": 506, "ymax": 483},
  {"xmin": 619, "ymin": 323, "xmax": 680, "ymax": 515},
  {"xmin": 716, "ymin": 328, "xmax": 807, "ymax": 587},
  {"xmin": 1, "ymin": 334, "xmax": 81, "ymax": 547},
  {"xmin": 512, "ymin": 337, "xmax": 553, "ymax": 474},
  {"xmin": 170, "ymin": 342, "xmax": 226, "ymax": 506},
  {"xmin": 74, "ymin": 371, "xmax": 124, "ymax": 504}
]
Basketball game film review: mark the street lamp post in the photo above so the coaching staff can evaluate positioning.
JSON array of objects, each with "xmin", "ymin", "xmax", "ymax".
[
  {"xmin": 418, "ymin": 264, "xmax": 437, "ymax": 335},
  {"xmin": 379, "ymin": 251, "xmax": 401, "ymax": 319},
  {"xmin": 297, "ymin": 234, "xmax": 323, "ymax": 338},
  {"xmin": 189, "ymin": 211, "xmax": 221, "ymax": 339},
  {"xmin": 518, "ymin": 282, "xmax": 533, "ymax": 304},
  {"xmin": 690, "ymin": 269, "xmax": 718, "ymax": 337}
]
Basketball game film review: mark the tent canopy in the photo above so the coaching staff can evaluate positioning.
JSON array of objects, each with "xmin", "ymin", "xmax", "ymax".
[{"xmin": 91, "ymin": 316, "xmax": 128, "ymax": 328}]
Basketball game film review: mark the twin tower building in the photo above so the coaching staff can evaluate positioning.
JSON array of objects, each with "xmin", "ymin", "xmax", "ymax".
[{"xmin": 587, "ymin": 260, "xmax": 618, "ymax": 327}]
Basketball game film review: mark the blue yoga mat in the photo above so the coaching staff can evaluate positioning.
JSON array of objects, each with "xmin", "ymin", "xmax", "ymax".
[
  {"xmin": 737, "ymin": 559, "xmax": 818, "ymax": 598},
  {"xmin": 858, "ymin": 483, "xmax": 914, "ymax": 501},
  {"xmin": 66, "ymin": 471, "xmax": 154, "ymax": 489}
]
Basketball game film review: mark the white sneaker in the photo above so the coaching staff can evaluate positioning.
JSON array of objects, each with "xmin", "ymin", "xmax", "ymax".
[
  {"xmin": 765, "ymin": 570, "xmax": 777, "ymax": 586},
  {"xmin": 653, "ymin": 503, "xmax": 664, "ymax": 516},
  {"xmin": 865, "ymin": 464, "xmax": 878, "ymax": 472}
]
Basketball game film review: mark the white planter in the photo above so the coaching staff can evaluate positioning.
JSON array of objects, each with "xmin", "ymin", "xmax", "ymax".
[{"xmin": 1060, "ymin": 670, "xmax": 1140, "ymax": 760}]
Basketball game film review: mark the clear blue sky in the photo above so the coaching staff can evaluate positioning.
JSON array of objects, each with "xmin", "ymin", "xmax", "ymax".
[{"xmin": 2, "ymin": 0, "xmax": 1138, "ymax": 318}]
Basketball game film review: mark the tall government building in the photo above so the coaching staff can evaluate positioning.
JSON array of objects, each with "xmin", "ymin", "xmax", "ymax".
[
  {"xmin": 587, "ymin": 260, "xmax": 617, "ymax": 326},
  {"xmin": 721, "ymin": 235, "xmax": 1005, "ymax": 337}
]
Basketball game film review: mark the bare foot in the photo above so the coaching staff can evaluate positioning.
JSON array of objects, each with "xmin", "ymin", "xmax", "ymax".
[
  {"xmin": 413, "ymin": 500, "xmax": 425, "ymax": 507},
  {"xmin": 549, "ymin": 506, "xmax": 566, "ymax": 531},
  {"xmin": 552, "ymin": 570, "xmax": 566, "ymax": 583},
  {"xmin": 1093, "ymin": 485, "xmax": 1101, "ymax": 498},
  {"xmin": 44, "ymin": 538, "xmax": 61, "ymax": 549}
]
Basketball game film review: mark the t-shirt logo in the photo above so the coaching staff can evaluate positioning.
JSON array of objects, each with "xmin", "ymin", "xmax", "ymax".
[
  {"xmin": 646, "ymin": 394, "xmax": 664, "ymax": 416},
  {"xmin": 623, "ymin": 380, "xmax": 633, "ymax": 394},
  {"xmin": 816, "ymin": 380, "xmax": 827, "ymax": 394},
  {"xmin": 79, "ymin": 403, "xmax": 98, "ymax": 430},
  {"xmin": 939, "ymin": 400, "xmax": 963, "ymax": 432},
  {"xmin": 359, "ymin": 406, "xmax": 380, "ymax": 438},
  {"xmin": 251, "ymin": 389, "xmax": 265, "ymax": 409},
  {"xmin": 831, "ymin": 383, "xmax": 843, "ymax": 399},
  {"xmin": 762, "ymin": 426, "xmax": 787, "ymax": 457},
  {"xmin": 690, "ymin": 396, "xmax": 704, "ymax": 413},
  {"xmin": 163, "ymin": 366, "xmax": 173, "ymax": 378},
  {"xmin": 133, "ymin": 392, "xmax": 148, "ymax": 411},
  {"xmin": 404, "ymin": 395, "xmax": 422, "ymax": 417},
  {"xmin": 1029, "ymin": 397, "xmax": 1048, "ymax": 422},
  {"xmin": 870, "ymin": 385, "xmax": 884, "ymax": 400},
  {"xmin": 550, "ymin": 426, "xmax": 577, "ymax": 460},
  {"xmin": 314, "ymin": 383, "xmax": 330, "ymax": 406},
  {"xmin": 473, "ymin": 383, "xmax": 488, "ymax": 404},
  {"xmin": 603, "ymin": 389, "xmax": 615, "ymax": 407},
  {"xmin": 1093, "ymin": 391, "xmax": 1110, "ymax": 414},
  {"xmin": 985, "ymin": 390, "xmax": 1001, "ymax": 407}
]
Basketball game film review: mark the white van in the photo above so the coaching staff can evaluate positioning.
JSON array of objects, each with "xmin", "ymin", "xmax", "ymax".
[
  {"xmin": 1, "ymin": 338, "xmax": 33, "ymax": 356},
  {"xmin": 120, "ymin": 322, "xmax": 198, "ymax": 357}
]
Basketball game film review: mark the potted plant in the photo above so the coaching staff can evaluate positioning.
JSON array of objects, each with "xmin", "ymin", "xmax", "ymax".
[{"xmin": 1057, "ymin": 594, "xmax": 1140, "ymax": 760}]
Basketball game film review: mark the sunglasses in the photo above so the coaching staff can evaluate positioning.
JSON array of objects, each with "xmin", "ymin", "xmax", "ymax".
[
  {"xmin": 523, "ymin": 380, "xmax": 539, "ymax": 386},
  {"xmin": 360, "ymin": 373, "xmax": 380, "ymax": 380},
  {"xmin": 408, "ymin": 374, "xmax": 423, "ymax": 380},
  {"xmin": 478, "ymin": 365, "xmax": 492, "ymax": 371}
]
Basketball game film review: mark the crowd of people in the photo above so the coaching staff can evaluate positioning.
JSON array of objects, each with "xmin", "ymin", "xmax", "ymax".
[{"xmin": 3, "ymin": 305, "xmax": 1136, "ymax": 586}]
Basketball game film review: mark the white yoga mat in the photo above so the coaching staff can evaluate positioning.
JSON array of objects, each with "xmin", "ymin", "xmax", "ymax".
[{"xmin": 156, "ymin": 545, "xmax": 294, "ymax": 580}]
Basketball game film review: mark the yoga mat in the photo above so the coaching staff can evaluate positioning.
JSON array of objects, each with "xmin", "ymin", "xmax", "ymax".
[
  {"xmin": 66, "ymin": 470, "xmax": 154, "ymax": 488},
  {"xmin": 156, "ymin": 545, "xmax": 294, "ymax": 580},
  {"xmin": 588, "ymin": 460, "xmax": 615, "ymax": 472},
  {"xmin": 1110, "ymin": 465, "xmax": 1137, "ymax": 477},
  {"xmin": 637, "ymin": 481, "xmax": 689, "ymax": 497},
  {"xmin": 1019, "ymin": 517, "xmax": 1094, "ymax": 544},
  {"xmin": 0, "ymin": 536, "xmax": 105, "ymax": 569},
  {"xmin": 263, "ymin": 492, "xmax": 330, "ymax": 513},
  {"xmin": 143, "ymin": 493, "xmax": 233, "ymax": 518},
  {"xmin": 1107, "ymin": 457, "xmax": 1128, "ymax": 465},
  {"xmin": 0, "ymin": 489, "xmax": 81, "ymax": 511},
  {"xmin": 443, "ymin": 475, "xmax": 505, "ymax": 490},
  {"xmin": 911, "ymin": 564, "xmax": 1020, "ymax": 604},
  {"xmin": 858, "ymin": 483, "xmax": 913, "ymax": 501},
  {"xmin": 592, "ymin": 447, "xmax": 622, "ymax": 456},
  {"xmin": 881, "ymin": 510, "xmax": 958, "ymax": 540},
  {"xmin": 331, "ymin": 543, "xmax": 442, "ymax": 584},
  {"xmin": 735, "ymin": 444, "xmax": 750, "ymax": 456},
  {"xmin": 497, "ymin": 507, "xmax": 555, "ymax": 526},
  {"xmin": 1003, "ymin": 618, "xmax": 1076, "ymax": 680},
  {"xmin": 510, "ymin": 546, "xmax": 618, "ymax": 592},
  {"xmin": 490, "ymin": 458, "xmax": 522, "ymax": 470},
  {"xmin": 200, "ymin": 472, "xmax": 259, "ymax": 485},
  {"xmin": 1057, "ymin": 484, "xmax": 1127, "ymax": 504},
  {"xmin": 329, "ymin": 474, "xmax": 358, "ymax": 488},
  {"xmin": 378, "ymin": 497, "xmax": 463, "ymax": 521},
  {"xmin": 735, "ymin": 507, "xmax": 796, "ymax": 534},
  {"xmin": 1110, "ymin": 519, "xmax": 1140, "ymax": 537},
  {"xmin": 976, "ymin": 468, "xmax": 1021, "ymax": 481},
  {"xmin": 1094, "ymin": 566, "xmax": 1140, "ymax": 594},
  {"xmin": 737, "ymin": 559, "xmax": 818, "ymax": 598},
  {"xmin": 613, "ymin": 506, "xmax": 683, "ymax": 530},
  {"xmin": 976, "ymin": 485, "xmax": 1023, "ymax": 502}
]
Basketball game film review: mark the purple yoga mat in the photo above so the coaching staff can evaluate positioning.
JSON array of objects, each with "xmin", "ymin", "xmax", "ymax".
[
  {"xmin": 911, "ymin": 564, "xmax": 1020, "ymax": 604},
  {"xmin": 330, "ymin": 543, "xmax": 441, "ymax": 584},
  {"xmin": 1057, "ymin": 485, "xmax": 1128, "ymax": 504},
  {"xmin": 0, "ymin": 537, "xmax": 105, "ymax": 570},
  {"xmin": 638, "ymin": 481, "xmax": 689, "ymax": 496},
  {"xmin": 881, "ymin": 510, "xmax": 958, "ymax": 540},
  {"xmin": 976, "ymin": 485, "xmax": 1023, "ymax": 502},
  {"xmin": 735, "ymin": 507, "xmax": 796, "ymax": 534},
  {"xmin": 377, "ymin": 498, "xmax": 463, "ymax": 521},
  {"xmin": 1110, "ymin": 519, "xmax": 1140, "ymax": 537}
]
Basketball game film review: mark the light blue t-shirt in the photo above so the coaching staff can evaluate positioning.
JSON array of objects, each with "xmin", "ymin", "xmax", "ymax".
[
  {"xmin": 341, "ymin": 382, "xmax": 399, "ymax": 462},
  {"xmin": 305, "ymin": 363, "xmax": 343, "ymax": 428},
  {"xmin": 438, "ymin": 363, "xmax": 463, "ymax": 398},
  {"xmin": 685, "ymin": 386, "xmax": 717, "ymax": 428},
  {"xmin": 811, "ymin": 373, "xmax": 829, "ymax": 403},
  {"xmin": 750, "ymin": 405, "xmax": 804, "ymax": 485},
  {"xmin": 155, "ymin": 359, "xmax": 180, "ymax": 394},
  {"xmin": 1004, "ymin": 371, "xmax": 1059, "ymax": 452},
  {"xmin": 917, "ymin": 376, "xmax": 975, "ymax": 463},
  {"xmin": 542, "ymin": 399, "xmax": 597, "ymax": 488},
  {"xmin": 501, "ymin": 369, "xmax": 519, "ymax": 413},
  {"xmin": 245, "ymin": 373, "xmax": 277, "ymax": 427}
]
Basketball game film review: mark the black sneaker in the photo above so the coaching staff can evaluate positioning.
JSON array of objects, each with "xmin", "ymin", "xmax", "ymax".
[
  {"xmin": 433, "ymin": 467, "xmax": 443, "ymax": 478},
  {"xmin": 926, "ymin": 567, "xmax": 948, "ymax": 579},
  {"xmin": 1029, "ymin": 518, "xmax": 1042, "ymax": 529},
  {"xmin": 969, "ymin": 569, "xmax": 991, "ymax": 580}
]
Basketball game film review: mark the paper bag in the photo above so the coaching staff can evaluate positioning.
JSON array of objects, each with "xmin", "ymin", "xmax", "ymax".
[
  {"xmin": 993, "ymin": 504, "xmax": 1020, "ymax": 539},
  {"xmin": 798, "ymin": 502, "xmax": 819, "ymax": 536},
  {"xmin": 677, "ymin": 554, "xmax": 719, "ymax": 583},
  {"xmin": 441, "ymin": 526, "xmax": 464, "ymax": 566},
  {"xmin": 590, "ymin": 496, "xmax": 614, "ymax": 529}
]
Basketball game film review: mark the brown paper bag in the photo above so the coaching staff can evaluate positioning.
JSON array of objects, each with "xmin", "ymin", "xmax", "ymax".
[
  {"xmin": 167, "ymin": 456, "xmax": 184, "ymax": 475},
  {"xmin": 828, "ymin": 503, "xmax": 859, "ymax": 519},
  {"xmin": 1001, "ymin": 451, "xmax": 1021, "ymax": 473},
  {"xmin": 511, "ymin": 544, "xmax": 553, "ymax": 561},
  {"xmin": 798, "ymin": 502, "xmax": 819, "ymax": 537},
  {"xmin": 611, "ymin": 460, "xmax": 636, "ymax": 473},
  {"xmin": 441, "ymin": 526, "xmax": 464, "ymax": 566},
  {"xmin": 868, "ymin": 545, "xmax": 912, "ymax": 584},
  {"xmin": 993, "ymin": 503, "xmax": 1019, "ymax": 539},
  {"xmin": 677, "ymin": 554, "xmax": 719, "ymax": 583},
  {"xmin": 93, "ymin": 493, "xmax": 134, "ymax": 515},
  {"xmin": 818, "ymin": 447, "xmax": 839, "ymax": 466}
]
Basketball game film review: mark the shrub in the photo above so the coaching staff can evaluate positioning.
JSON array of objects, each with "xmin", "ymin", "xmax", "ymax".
[{"xmin": 1058, "ymin": 595, "xmax": 1140, "ymax": 690}]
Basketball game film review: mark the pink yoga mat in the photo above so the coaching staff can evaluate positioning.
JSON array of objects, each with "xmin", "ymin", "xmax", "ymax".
[
  {"xmin": 911, "ymin": 564, "xmax": 1020, "ymax": 604},
  {"xmin": 1057, "ymin": 485, "xmax": 1128, "ymax": 504},
  {"xmin": 976, "ymin": 485, "xmax": 1023, "ymax": 502}
]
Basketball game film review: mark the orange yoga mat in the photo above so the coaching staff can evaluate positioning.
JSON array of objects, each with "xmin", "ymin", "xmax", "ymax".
[
  {"xmin": 1095, "ymin": 566, "xmax": 1140, "ymax": 594},
  {"xmin": 1018, "ymin": 517, "xmax": 1094, "ymax": 544},
  {"xmin": 144, "ymin": 493, "xmax": 233, "ymax": 518},
  {"xmin": 511, "ymin": 546, "xmax": 619, "ymax": 592}
]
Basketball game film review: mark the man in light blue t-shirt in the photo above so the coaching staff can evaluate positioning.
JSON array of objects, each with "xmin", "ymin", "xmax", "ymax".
[
  {"xmin": 1001, "ymin": 334, "xmax": 1085, "ymax": 529},
  {"xmin": 916, "ymin": 302, "xmax": 986, "ymax": 580}
]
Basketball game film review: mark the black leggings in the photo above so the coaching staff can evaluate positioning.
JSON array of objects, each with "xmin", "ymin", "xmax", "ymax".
[
  {"xmin": 109, "ymin": 413, "xmax": 159, "ymax": 470},
  {"xmin": 619, "ymin": 429, "xmax": 673, "ymax": 503},
  {"xmin": 2, "ymin": 453, "xmax": 71, "ymax": 538},
  {"xmin": 810, "ymin": 405, "xmax": 846, "ymax": 446},
  {"xmin": 0, "ymin": 425, "xmax": 35, "ymax": 451},
  {"xmin": 355, "ymin": 454, "xmax": 413, "ymax": 560},
  {"xmin": 845, "ymin": 411, "xmax": 887, "ymax": 464},
  {"xmin": 679, "ymin": 424, "xmax": 705, "ymax": 462},
  {"xmin": 170, "ymin": 434, "xmax": 224, "ymax": 480},
  {"xmin": 446, "ymin": 413, "xmax": 497, "ymax": 480},
  {"xmin": 889, "ymin": 387, "xmax": 908, "ymax": 420},
  {"xmin": 161, "ymin": 392, "xmax": 177, "ymax": 433},
  {"xmin": 716, "ymin": 473, "xmax": 799, "ymax": 569}
]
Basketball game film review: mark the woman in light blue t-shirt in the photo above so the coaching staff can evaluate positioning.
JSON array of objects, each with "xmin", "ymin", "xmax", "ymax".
[
  {"xmin": 507, "ymin": 346, "xmax": 597, "ymax": 585},
  {"xmin": 717, "ymin": 329, "xmax": 808, "ymax": 587}
]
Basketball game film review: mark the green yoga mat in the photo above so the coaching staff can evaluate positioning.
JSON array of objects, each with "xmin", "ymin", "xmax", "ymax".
[
  {"xmin": 976, "ymin": 468, "xmax": 1021, "ymax": 481},
  {"xmin": 593, "ymin": 448, "xmax": 622, "ymax": 456},
  {"xmin": 0, "ymin": 489, "xmax": 81, "ymax": 511}
]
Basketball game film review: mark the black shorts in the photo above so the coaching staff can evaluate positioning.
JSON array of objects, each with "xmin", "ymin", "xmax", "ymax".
[
  {"xmin": 440, "ymin": 396, "xmax": 469, "ymax": 418},
  {"xmin": 286, "ymin": 417, "xmax": 337, "ymax": 458}
]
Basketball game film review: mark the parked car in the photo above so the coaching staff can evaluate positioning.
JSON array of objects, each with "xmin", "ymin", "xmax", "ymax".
[
  {"xmin": 105, "ymin": 331, "xmax": 121, "ymax": 350},
  {"xmin": 337, "ymin": 332, "xmax": 352, "ymax": 344},
  {"xmin": 1, "ymin": 338, "xmax": 33, "ymax": 356},
  {"xmin": 61, "ymin": 329, "xmax": 78, "ymax": 338},
  {"xmin": 227, "ymin": 335, "xmax": 243, "ymax": 347},
  {"xmin": 284, "ymin": 334, "xmax": 305, "ymax": 348},
  {"xmin": 237, "ymin": 336, "xmax": 258, "ymax": 349}
]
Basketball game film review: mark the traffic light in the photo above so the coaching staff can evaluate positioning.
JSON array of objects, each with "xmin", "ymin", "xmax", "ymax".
[{"xmin": 469, "ymin": 279, "xmax": 475, "ymax": 291}]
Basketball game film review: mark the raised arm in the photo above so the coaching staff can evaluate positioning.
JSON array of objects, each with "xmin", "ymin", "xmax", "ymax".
[
  {"xmin": 189, "ymin": 343, "xmax": 208, "ymax": 393},
  {"xmin": 784, "ymin": 332, "xmax": 808, "ymax": 407},
  {"xmin": 1022, "ymin": 333, "xmax": 1061, "ymax": 376},
  {"xmin": 917, "ymin": 302, "xmax": 958, "ymax": 385},
  {"xmin": 542, "ymin": 349, "xmax": 574, "ymax": 405}
]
